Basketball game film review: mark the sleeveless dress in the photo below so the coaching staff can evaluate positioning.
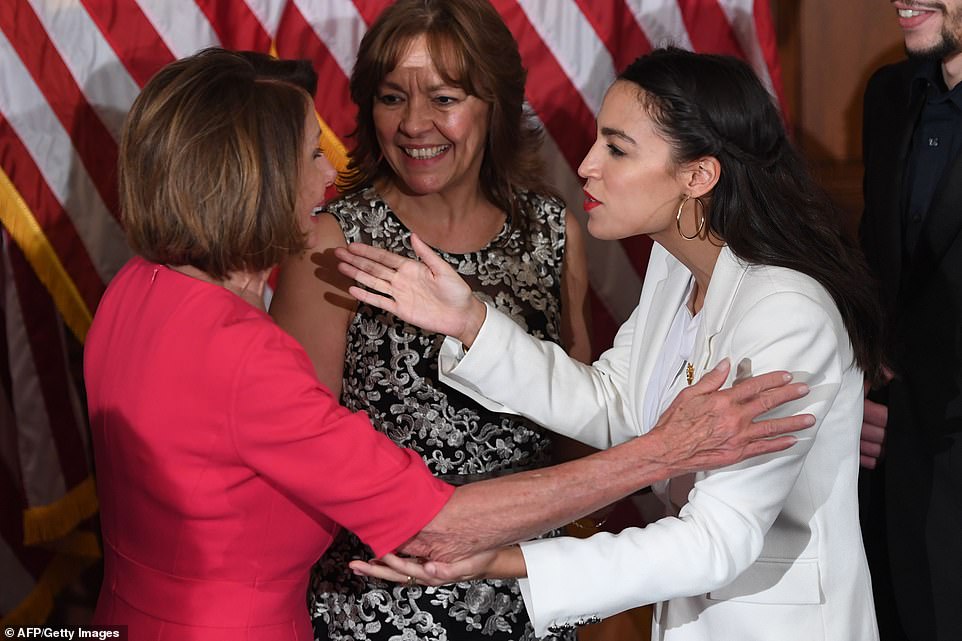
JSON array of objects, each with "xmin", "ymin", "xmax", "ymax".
[{"xmin": 310, "ymin": 186, "xmax": 576, "ymax": 641}]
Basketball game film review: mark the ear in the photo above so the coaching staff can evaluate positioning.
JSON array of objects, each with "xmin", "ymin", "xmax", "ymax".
[{"xmin": 682, "ymin": 156, "xmax": 720, "ymax": 199}]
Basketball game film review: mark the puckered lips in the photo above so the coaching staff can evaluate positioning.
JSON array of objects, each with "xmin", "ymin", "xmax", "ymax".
[{"xmin": 583, "ymin": 189, "xmax": 601, "ymax": 212}]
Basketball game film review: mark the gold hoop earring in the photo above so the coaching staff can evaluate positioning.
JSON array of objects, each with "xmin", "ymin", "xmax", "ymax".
[{"xmin": 675, "ymin": 194, "xmax": 707, "ymax": 241}]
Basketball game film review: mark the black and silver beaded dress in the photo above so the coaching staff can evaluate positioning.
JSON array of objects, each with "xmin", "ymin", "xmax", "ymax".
[{"xmin": 309, "ymin": 187, "xmax": 575, "ymax": 641}]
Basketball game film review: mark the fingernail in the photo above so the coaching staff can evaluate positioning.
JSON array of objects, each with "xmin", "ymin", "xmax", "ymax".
[
  {"xmin": 804, "ymin": 415, "xmax": 816, "ymax": 426},
  {"xmin": 782, "ymin": 373, "xmax": 793, "ymax": 382},
  {"xmin": 797, "ymin": 383, "xmax": 809, "ymax": 394}
]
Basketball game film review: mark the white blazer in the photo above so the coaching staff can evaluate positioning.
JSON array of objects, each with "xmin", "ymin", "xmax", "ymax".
[{"xmin": 439, "ymin": 244, "xmax": 878, "ymax": 641}]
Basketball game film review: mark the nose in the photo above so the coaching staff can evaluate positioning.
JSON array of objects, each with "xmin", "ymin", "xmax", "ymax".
[
  {"xmin": 319, "ymin": 154, "xmax": 336, "ymax": 188},
  {"xmin": 578, "ymin": 141, "xmax": 601, "ymax": 180},
  {"xmin": 399, "ymin": 97, "xmax": 432, "ymax": 136}
]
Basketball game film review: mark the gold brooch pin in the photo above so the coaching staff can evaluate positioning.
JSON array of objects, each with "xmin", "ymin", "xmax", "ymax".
[{"xmin": 686, "ymin": 362, "xmax": 694, "ymax": 385}]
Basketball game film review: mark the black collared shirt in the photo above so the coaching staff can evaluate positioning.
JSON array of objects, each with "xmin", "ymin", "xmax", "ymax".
[{"xmin": 902, "ymin": 62, "xmax": 962, "ymax": 257}]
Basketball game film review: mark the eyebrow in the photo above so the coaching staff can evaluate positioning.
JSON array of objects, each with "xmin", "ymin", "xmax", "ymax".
[
  {"xmin": 600, "ymin": 127, "xmax": 636, "ymax": 145},
  {"xmin": 379, "ymin": 80, "xmax": 459, "ymax": 93}
]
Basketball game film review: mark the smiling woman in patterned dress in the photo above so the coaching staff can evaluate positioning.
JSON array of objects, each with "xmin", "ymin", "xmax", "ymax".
[{"xmin": 268, "ymin": 1, "xmax": 594, "ymax": 639}]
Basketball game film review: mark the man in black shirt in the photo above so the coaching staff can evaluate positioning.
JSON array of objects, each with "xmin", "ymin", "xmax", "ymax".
[{"xmin": 859, "ymin": 2, "xmax": 962, "ymax": 640}]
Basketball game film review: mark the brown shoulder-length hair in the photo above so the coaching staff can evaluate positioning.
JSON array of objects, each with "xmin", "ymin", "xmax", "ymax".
[
  {"xmin": 119, "ymin": 48, "xmax": 310, "ymax": 280},
  {"xmin": 343, "ymin": 0, "xmax": 555, "ymax": 242}
]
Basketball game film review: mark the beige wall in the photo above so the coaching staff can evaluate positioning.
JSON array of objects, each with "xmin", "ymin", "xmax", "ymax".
[{"xmin": 774, "ymin": 1, "xmax": 904, "ymax": 225}]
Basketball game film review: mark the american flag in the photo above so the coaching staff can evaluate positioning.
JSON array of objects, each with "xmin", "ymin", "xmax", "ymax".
[{"xmin": 0, "ymin": 0, "xmax": 783, "ymax": 624}]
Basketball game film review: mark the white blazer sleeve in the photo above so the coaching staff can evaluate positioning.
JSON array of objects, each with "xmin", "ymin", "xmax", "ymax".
[
  {"xmin": 516, "ymin": 290, "xmax": 850, "ymax": 635},
  {"xmin": 438, "ymin": 301, "xmax": 641, "ymax": 449}
]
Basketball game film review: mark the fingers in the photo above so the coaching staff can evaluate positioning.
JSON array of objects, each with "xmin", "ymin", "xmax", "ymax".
[
  {"xmin": 339, "ymin": 242, "xmax": 408, "ymax": 270},
  {"xmin": 728, "ymin": 370, "xmax": 796, "ymax": 402},
  {"xmin": 688, "ymin": 359, "xmax": 729, "ymax": 394},
  {"xmin": 745, "ymin": 411, "xmax": 814, "ymax": 441},
  {"xmin": 348, "ymin": 554, "xmax": 447, "ymax": 587},
  {"xmin": 410, "ymin": 233, "xmax": 448, "ymax": 273},
  {"xmin": 860, "ymin": 455, "xmax": 878, "ymax": 470},
  {"xmin": 347, "ymin": 285, "xmax": 397, "ymax": 314},
  {"xmin": 737, "ymin": 381, "xmax": 809, "ymax": 419},
  {"xmin": 334, "ymin": 246, "xmax": 404, "ymax": 283},
  {"xmin": 740, "ymin": 434, "xmax": 799, "ymax": 458},
  {"xmin": 862, "ymin": 398, "xmax": 888, "ymax": 429}
]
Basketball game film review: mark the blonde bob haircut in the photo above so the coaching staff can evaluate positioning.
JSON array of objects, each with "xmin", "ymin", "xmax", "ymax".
[{"xmin": 119, "ymin": 48, "xmax": 311, "ymax": 280}]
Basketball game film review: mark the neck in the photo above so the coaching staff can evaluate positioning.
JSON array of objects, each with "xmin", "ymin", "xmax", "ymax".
[
  {"xmin": 169, "ymin": 264, "xmax": 270, "ymax": 311},
  {"xmin": 379, "ymin": 177, "xmax": 489, "ymax": 225},
  {"xmin": 376, "ymin": 177, "xmax": 505, "ymax": 253},
  {"xmin": 943, "ymin": 49, "xmax": 962, "ymax": 89},
  {"xmin": 657, "ymin": 236, "xmax": 723, "ymax": 315}
]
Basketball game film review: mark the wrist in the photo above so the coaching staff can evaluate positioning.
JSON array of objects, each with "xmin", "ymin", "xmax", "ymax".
[
  {"xmin": 485, "ymin": 545, "xmax": 527, "ymax": 580},
  {"xmin": 458, "ymin": 297, "xmax": 486, "ymax": 349}
]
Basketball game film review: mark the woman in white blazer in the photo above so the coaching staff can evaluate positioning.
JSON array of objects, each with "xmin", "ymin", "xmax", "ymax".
[{"xmin": 338, "ymin": 48, "xmax": 885, "ymax": 641}]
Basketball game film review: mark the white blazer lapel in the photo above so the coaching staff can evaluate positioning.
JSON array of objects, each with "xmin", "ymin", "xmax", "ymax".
[
  {"xmin": 689, "ymin": 246, "xmax": 750, "ymax": 380},
  {"xmin": 631, "ymin": 244, "xmax": 693, "ymax": 421}
]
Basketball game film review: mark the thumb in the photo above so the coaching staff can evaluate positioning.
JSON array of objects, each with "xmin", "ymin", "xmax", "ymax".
[
  {"xmin": 410, "ymin": 233, "xmax": 447, "ymax": 273},
  {"xmin": 423, "ymin": 560, "xmax": 453, "ymax": 581}
]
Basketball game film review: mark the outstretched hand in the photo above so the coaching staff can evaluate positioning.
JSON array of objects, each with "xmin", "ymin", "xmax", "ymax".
[
  {"xmin": 349, "ymin": 549, "xmax": 506, "ymax": 587},
  {"xmin": 334, "ymin": 233, "xmax": 487, "ymax": 346},
  {"xmin": 651, "ymin": 359, "xmax": 815, "ymax": 475}
]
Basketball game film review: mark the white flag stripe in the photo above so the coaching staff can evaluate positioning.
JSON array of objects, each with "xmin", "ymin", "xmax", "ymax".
[
  {"xmin": 294, "ymin": 0, "xmax": 366, "ymax": 80},
  {"xmin": 244, "ymin": 0, "xmax": 285, "ymax": 40},
  {"xmin": 715, "ymin": 1, "xmax": 776, "ymax": 97},
  {"xmin": 136, "ymin": 0, "xmax": 222, "ymax": 59},
  {"xmin": 517, "ymin": 0, "xmax": 617, "ymax": 114},
  {"xmin": 2, "ymin": 247, "xmax": 67, "ymax": 507},
  {"xmin": 0, "ymin": 30, "xmax": 129, "ymax": 284},
  {"xmin": 25, "ymin": 0, "xmax": 141, "ymax": 142},
  {"xmin": 625, "ymin": 0, "xmax": 693, "ymax": 50}
]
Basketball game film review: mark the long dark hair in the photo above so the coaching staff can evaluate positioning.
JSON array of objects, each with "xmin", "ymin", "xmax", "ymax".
[
  {"xmin": 620, "ymin": 48, "xmax": 885, "ymax": 384},
  {"xmin": 343, "ymin": 0, "xmax": 556, "ymax": 244}
]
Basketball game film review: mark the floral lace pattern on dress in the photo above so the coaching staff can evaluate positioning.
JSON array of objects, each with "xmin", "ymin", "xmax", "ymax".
[{"xmin": 310, "ymin": 187, "xmax": 574, "ymax": 641}]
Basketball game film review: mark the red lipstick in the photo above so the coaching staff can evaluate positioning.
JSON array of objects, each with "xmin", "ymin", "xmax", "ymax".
[{"xmin": 583, "ymin": 189, "xmax": 601, "ymax": 212}]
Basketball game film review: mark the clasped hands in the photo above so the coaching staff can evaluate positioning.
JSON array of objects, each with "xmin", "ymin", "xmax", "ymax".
[{"xmin": 350, "ymin": 548, "xmax": 520, "ymax": 587}]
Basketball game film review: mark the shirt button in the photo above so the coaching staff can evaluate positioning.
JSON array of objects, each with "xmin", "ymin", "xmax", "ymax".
[{"xmin": 928, "ymin": 137, "xmax": 940, "ymax": 147}]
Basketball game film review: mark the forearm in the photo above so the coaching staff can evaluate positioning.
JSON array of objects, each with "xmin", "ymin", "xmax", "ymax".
[{"xmin": 400, "ymin": 430, "xmax": 677, "ymax": 562}]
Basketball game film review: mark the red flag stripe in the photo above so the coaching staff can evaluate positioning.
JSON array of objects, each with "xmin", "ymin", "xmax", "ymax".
[
  {"xmin": 275, "ymin": 3, "xmax": 356, "ymax": 140},
  {"xmin": 0, "ymin": 0, "xmax": 121, "ymax": 223},
  {"xmin": 350, "ymin": 0, "xmax": 393, "ymax": 27},
  {"xmin": 8, "ymin": 243, "xmax": 89, "ymax": 488},
  {"xmin": 78, "ymin": 0, "xmax": 175, "ymax": 88},
  {"xmin": 0, "ymin": 118, "xmax": 104, "ymax": 313},
  {"xmin": 573, "ymin": 0, "xmax": 653, "ymax": 73},
  {"xmin": 750, "ymin": 0, "xmax": 788, "ymax": 118},
  {"xmin": 677, "ymin": 0, "xmax": 746, "ymax": 59},
  {"xmin": 195, "ymin": 0, "xmax": 272, "ymax": 52},
  {"xmin": 490, "ymin": 0, "xmax": 596, "ymax": 176}
]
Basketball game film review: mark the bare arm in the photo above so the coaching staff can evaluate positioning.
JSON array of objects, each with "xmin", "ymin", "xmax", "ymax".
[
  {"xmin": 553, "ymin": 210, "xmax": 598, "ymax": 462},
  {"xmin": 270, "ymin": 213, "xmax": 355, "ymax": 395},
  {"xmin": 398, "ymin": 360, "xmax": 811, "ymax": 562},
  {"xmin": 560, "ymin": 209, "xmax": 592, "ymax": 365}
]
